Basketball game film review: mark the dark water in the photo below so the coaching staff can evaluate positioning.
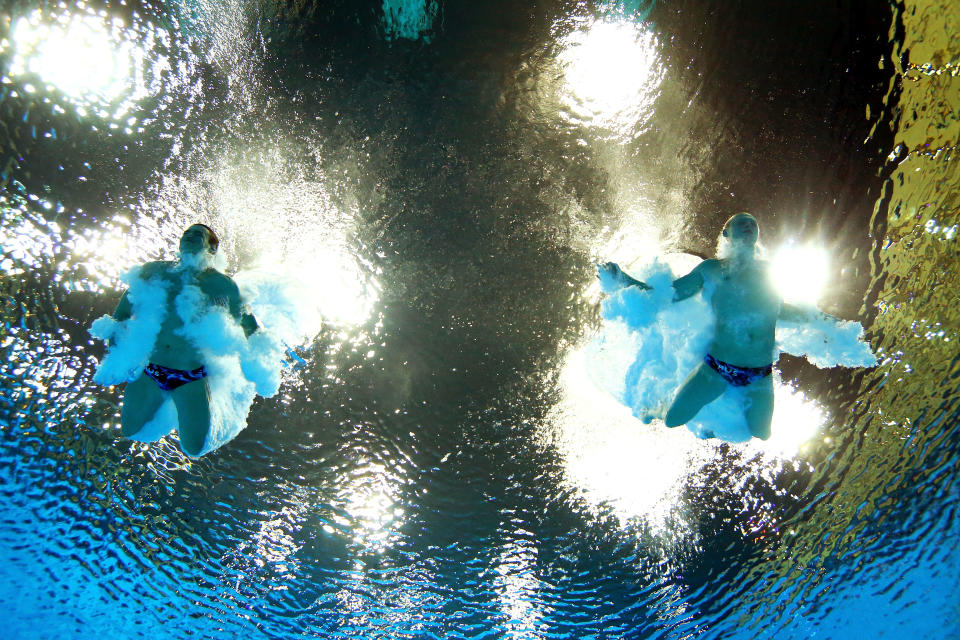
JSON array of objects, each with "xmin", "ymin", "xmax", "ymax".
[{"xmin": 1, "ymin": 0, "xmax": 958, "ymax": 637}]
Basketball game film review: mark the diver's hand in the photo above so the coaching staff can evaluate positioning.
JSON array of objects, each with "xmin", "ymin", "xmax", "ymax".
[
  {"xmin": 598, "ymin": 262, "xmax": 623, "ymax": 280},
  {"xmin": 597, "ymin": 262, "xmax": 651, "ymax": 292},
  {"xmin": 597, "ymin": 262, "xmax": 623, "ymax": 294}
]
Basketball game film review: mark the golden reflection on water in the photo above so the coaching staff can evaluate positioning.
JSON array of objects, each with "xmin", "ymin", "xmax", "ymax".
[
  {"xmin": 741, "ymin": 2, "xmax": 960, "ymax": 630},
  {"xmin": 816, "ymin": 0, "xmax": 960, "ymax": 513}
]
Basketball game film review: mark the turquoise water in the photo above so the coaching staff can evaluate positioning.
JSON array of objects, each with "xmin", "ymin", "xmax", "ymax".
[{"xmin": 1, "ymin": 0, "xmax": 958, "ymax": 637}]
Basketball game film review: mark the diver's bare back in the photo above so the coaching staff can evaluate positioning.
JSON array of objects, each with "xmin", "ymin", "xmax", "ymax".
[
  {"xmin": 702, "ymin": 258, "xmax": 781, "ymax": 368},
  {"xmin": 143, "ymin": 261, "xmax": 237, "ymax": 371}
]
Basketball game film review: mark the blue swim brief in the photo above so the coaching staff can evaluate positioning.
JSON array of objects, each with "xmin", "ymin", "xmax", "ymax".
[
  {"xmin": 143, "ymin": 362, "xmax": 207, "ymax": 392},
  {"xmin": 704, "ymin": 353, "xmax": 772, "ymax": 387}
]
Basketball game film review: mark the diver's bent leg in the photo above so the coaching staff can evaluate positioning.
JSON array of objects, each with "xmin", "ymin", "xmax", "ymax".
[
  {"xmin": 744, "ymin": 377, "xmax": 774, "ymax": 440},
  {"xmin": 120, "ymin": 374, "xmax": 166, "ymax": 438},
  {"xmin": 172, "ymin": 379, "xmax": 212, "ymax": 456},
  {"xmin": 664, "ymin": 363, "xmax": 727, "ymax": 428}
]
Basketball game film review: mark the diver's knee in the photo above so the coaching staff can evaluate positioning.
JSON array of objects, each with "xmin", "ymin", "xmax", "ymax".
[
  {"xmin": 120, "ymin": 421, "xmax": 141, "ymax": 438},
  {"xmin": 663, "ymin": 410, "xmax": 684, "ymax": 429},
  {"xmin": 120, "ymin": 408, "xmax": 147, "ymax": 437},
  {"xmin": 178, "ymin": 425, "xmax": 208, "ymax": 457},
  {"xmin": 180, "ymin": 435, "xmax": 205, "ymax": 457}
]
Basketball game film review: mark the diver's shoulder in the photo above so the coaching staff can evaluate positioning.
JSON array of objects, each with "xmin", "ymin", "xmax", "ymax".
[
  {"xmin": 139, "ymin": 260, "xmax": 175, "ymax": 278},
  {"xmin": 199, "ymin": 269, "xmax": 240, "ymax": 293},
  {"xmin": 697, "ymin": 259, "xmax": 723, "ymax": 274},
  {"xmin": 201, "ymin": 268, "xmax": 236, "ymax": 283},
  {"xmin": 754, "ymin": 259, "xmax": 775, "ymax": 277}
]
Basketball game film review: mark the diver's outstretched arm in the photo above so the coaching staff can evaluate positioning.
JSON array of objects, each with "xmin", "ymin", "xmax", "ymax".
[
  {"xmin": 671, "ymin": 261, "xmax": 710, "ymax": 302},
  {"xmin": 597, "ymin": 262, "xmax": 652, "ymax": 291},
  {"xmin": 112, "ymin": 291, "xmax": 133, "ymax": 322},
  {"xmin": 111, "ymin": 261, "xmax": 166, "ymax": 323},
  {"xmin": 240, "ymin": 312, "xmax": 259, "ymax": 337},
  {"xmin": 225, "ymin": 277, "xmax": 259, "ymax": 337}
]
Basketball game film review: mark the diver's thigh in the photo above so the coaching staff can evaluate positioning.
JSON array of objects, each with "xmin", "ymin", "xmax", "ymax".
[
  {"xmin": 745, "ymin": 377, "xmax": 775, "ymax": 440},
  {"xmin": 665, "ymin": 364, "xmax": 727, "ymax": 427},
  {"xmin": 172, "ymin": 379, "xmax": 212, "ymax": 456},
  {"xmin": 120, "ymin": 375, "xmax": 165, "ymax": 437}
]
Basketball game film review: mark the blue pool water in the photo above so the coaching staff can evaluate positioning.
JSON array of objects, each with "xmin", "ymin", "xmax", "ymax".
[{"xmin": 1, "ymin": 0, "xmax": 958, "ymax": 637}]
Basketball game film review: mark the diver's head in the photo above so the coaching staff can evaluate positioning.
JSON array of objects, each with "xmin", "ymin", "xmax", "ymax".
[
  {"xmin": 180, "ymin": 223, "xmax": 219, "ymax": 256},
  {"xmin": 717, "ymin": 212, "xmax": 760, "ymax": 261},
  {"xmin": 721, "ymin": 212, "xmax": 759, "ymax": 246},
  {"xmin": 177, "ymin": 224, "xmax": 221, "ymax": 272}
]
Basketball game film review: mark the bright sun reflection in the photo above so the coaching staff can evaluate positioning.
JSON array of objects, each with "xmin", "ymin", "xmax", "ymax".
[
  {"xmin": 557, "ymin": 19, "xmax": 663, "ymax": 131},
  {"xmin": 494, "ymin": 539, "xmax": 543, "ymax": 636},
  {"xmin": 550, "ymin": 340, "xmax": 827, "ymax": 528},
  {"xmin": 65, "ymin": 215, "xmax": 165, "ymax": 291},
  {"xmin": 257, "ymin": 247, "xmax": 377, "ymax": 328},
  {"xmin": 771, "ymin": 244, "xmax": 829, "ymax": 306},
  {"xmin": 749, "ymin": 385, "xmax": 826, "ymax": 457},
  {"xmin": 189, "ymin": 145, "xmax": 379, "ymax": 328},
  {"xmin": 250, "ymin": 503, "xmax": 303, "ymax": 575},
  {"xmin": 5, "ymin": 9, "xmax": 147, "ymax": 113},
  {"xmin": 545, "ymin": 347, "xmax": 714, "ymax": 533},
  {"xmin": 324, "ymin": 461, "xmax": 404, "ymax": 552}
]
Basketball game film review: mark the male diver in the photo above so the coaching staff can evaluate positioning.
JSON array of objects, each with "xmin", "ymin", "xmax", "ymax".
[
  {"xmin": 599, "ymin": 212, "xmax": 832, "ymax": 440},
  {"xmin": 110, "ymin": 224, "xmax": 258, "ymax": 455}
]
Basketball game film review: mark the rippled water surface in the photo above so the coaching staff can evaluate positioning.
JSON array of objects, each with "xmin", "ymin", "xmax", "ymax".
[{"xmin": 1, "ymin": 0, "xmax": 958, "ymax": 637}]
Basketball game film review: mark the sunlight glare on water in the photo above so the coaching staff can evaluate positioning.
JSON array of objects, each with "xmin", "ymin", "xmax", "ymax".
[
  {"xmin": 551, "ymin": 344, "xmax": 825, "ymax": 532},
  {"xmin": 333, "ymin": 462, "xmax": 404, "ymax": 552},
  {"xmin": 251, "ymin": 502, "xmax": 304, "ymax": 571},
  {"xmin": 297, "ymin": 250, "xmax": 377, "ymax": 328},
  {"xmin": 191, "ymin": 147, "xmax": 378, "ymax": 327},
  {"xmin": 557, "ymin": 19, "xmax": 663, "ymax": 133},
  {"xmin": 0, "ymin": 216, "xmax": 57, "ymax": 274},
  {"xmin": 494, "ymin": 540, "xmax": 543, "ymax": 636},
  {"xmin": 251, "ymin": 242, "xmax": 377, "ymax": 328},
  {"xmin": 547, "ymin": 347, "xmax": 713, "ymax": 533},
  {"xmin": 771, "ymin": 244, "xmax": 829, "ymax": 306},
  {"xmin": 5, "ymin": 9, "xmax": 148, "ymax": 116},
  {"xmin": 748, "ymin": 385, "xmax": 826, "ymax": 457},
  {"xmin": 64, "ymin": 216, "xmax": 163, "ymax": 292}
]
